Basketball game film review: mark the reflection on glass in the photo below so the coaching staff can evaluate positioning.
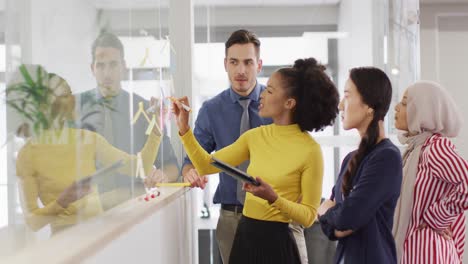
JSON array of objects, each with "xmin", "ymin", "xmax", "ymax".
[
  {"xmin": 75, "ymin": 33, "xmax": 179, "ymax": 210},
  {"xmin": 0, "ymin": 0, "xmax": 190, "ymax": 261},
  {"xmin": 7, "ymin": 65, "xmax": 161, "ymax": 234}
]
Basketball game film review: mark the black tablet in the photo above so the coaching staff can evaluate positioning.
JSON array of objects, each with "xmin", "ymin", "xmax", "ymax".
[
  {"xmin": 211, "ymin": 157, "xmax": 260, "ymax": 186},
  {"xmin": 77, "ymin": 159, "xmax": 125, "ymax": 186}
]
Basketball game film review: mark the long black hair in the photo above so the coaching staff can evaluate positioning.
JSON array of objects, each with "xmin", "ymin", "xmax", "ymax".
[{"xmin": 341, "ymin": 67, "xmax": 392, "ymax": 197}]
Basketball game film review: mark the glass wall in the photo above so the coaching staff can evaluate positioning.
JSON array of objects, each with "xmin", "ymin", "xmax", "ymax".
[{"xmin": 0, "ymin": 0, "xmax": 187, "ymax": 258}]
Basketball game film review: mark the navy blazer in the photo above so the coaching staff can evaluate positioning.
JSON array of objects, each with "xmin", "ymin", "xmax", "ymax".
[{"xmin": 319, "ymin": 139, "xmax": 402, "ymax": 264}]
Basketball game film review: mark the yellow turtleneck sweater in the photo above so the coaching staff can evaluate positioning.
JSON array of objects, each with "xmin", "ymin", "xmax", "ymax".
[
  {"xmin": 180, "ymin": 123, "xmax": 323, "ymax": 227},
  {"xmin": 16, "ymin": 127, "xmax": 160, "ymax": 233}
]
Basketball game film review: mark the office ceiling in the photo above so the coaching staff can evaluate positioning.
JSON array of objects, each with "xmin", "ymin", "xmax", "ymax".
[
  {"xmin": 421, "ymin": 0, "xmax": 468, "ymax": 3},
  {"xmin": 91, "ymin": 0, "xmax": 341, "ymax": 9}
]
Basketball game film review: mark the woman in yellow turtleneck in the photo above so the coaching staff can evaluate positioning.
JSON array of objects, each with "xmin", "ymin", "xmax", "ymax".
[
  {"xmin": 172, "ymin": 58, "xmax": 340, "ymax": 264},
  {"xmin": 11, "ymin": 69, "xmax": 161, "ymax": 234}
]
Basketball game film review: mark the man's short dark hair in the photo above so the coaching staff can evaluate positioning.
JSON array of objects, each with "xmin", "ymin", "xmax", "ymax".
[
  {"xmin": 225, "ymin": 29, "xmax": 261, "ymax": 58},
  {"xmin": 91, "ymin": 32, "xmax": 125, "ymax": 63}
]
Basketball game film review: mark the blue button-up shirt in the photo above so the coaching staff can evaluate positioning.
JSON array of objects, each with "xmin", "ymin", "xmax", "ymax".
[{"xmin": 183, "ymin": 82, "xmax": 272, "ymax": 205}]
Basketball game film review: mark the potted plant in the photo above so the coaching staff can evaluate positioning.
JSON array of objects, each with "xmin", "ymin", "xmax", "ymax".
[{"xmin": 5, "ymin": 64, "xmax": 113, "ymax": 137}]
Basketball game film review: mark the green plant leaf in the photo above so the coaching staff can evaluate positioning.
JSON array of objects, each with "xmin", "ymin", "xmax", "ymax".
[
  {"xmin": 19, "ymin": 64, "xmax": 36, "ymax": 88},
  {"xmin": 7, "ymin": 103, "xmax": 35, "ymax": 122},
  {"xmin": 36, "ymin": 66, "xmax": 43, "ymax": 88}
]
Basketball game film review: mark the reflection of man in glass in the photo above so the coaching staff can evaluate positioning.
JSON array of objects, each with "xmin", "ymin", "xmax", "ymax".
[
  {"xmin": 76, "ymin": 32, "xmax": 179, "ymax": 210},
  {"xmin": 11, "ymin": 67, "xmax": 160, "ymax": 234}
]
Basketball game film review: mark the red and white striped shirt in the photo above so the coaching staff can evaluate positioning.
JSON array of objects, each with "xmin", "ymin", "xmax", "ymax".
[{"xmin": 402, "ymin": 134, "xmax": 468, "ymax": 264}]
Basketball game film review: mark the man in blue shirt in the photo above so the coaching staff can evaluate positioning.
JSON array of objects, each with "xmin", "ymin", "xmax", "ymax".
[
  {"xmin": 182, "ymin": 29, "xmax": 273, "ymax": 263},
  {"xmin": 76, "ymin": 32, "xmax": 179, "ymax": 210}
]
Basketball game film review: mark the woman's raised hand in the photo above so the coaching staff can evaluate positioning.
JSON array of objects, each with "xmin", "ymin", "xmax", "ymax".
[{"xmin": 171, "ymin": 96, "xmax": 191, "ymax": 135}]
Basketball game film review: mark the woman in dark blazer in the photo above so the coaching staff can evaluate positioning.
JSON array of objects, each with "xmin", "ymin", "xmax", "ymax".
[{"xmin": 318, "ymin": 67, "xmax": 403, "ymax": 264}]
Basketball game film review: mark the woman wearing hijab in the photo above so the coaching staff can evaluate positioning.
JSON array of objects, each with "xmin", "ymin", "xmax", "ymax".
[{"xmin": 393, "ymin": 81, "xmax": 468, "ymax": 264}]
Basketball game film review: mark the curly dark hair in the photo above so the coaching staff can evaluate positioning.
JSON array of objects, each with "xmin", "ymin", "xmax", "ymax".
[
  {"xmin": 276, "ymin": 58, "xmax": 339, "ymax": 132},
  {"xmin": 341, "ymin": 67, "xmax": 392, "ymax": 197}
]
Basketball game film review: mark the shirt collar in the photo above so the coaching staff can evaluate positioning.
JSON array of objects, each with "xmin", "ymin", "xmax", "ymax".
[
  {"xmin": 423, "ymin": 133, "xmax": 439, "ymax": 148},
  {"xmin": 94, "ymin": 87, "xmax": 123, "ymax": 105},
  {"xmin": 228, "ymin": 81, "xmax": 262, "ymax": 103}
]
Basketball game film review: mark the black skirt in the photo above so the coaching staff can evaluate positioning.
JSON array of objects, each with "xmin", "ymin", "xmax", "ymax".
[{"xmin": 229, "ymin": 215, "xmax": 301, "ymax": 264}]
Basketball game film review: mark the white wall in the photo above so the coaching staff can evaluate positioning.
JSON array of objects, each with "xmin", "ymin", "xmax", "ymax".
[
  {"xmin": 420, "ymin": 3, "xmax": 468, "ymax": 159},
  {"xmin": 337, "ymin": 0, "xmax": 374, "ymax": 91},
  {"xmin": 5, "ymin": 0, "xmax": 97, "ymax": 91},
  {"xmin": 336, "ymin": 0, "xmax": 374, "ymax": 138},
  {"xmin": 100, "ymin": 5, "xmax": 338, "ymax": 31},
  {"xmin": 27, "ymin": 0, "xmax": 97, "ymax": 93},
  {"xmin": 85, "ymin": 193, "xmax": 193, "ymax": 264},
  {"xmin": 421, "ymin": 2, "xmax": 468, "ymax": 261},
  {"xmin": 5, "ymin": 0, "xmax": 97, "ymax": 92}
]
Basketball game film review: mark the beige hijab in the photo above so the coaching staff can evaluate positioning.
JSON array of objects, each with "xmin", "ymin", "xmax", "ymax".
[{"xmin": 393, "ymin": 81, "xmax": 463, "ymax": 263}]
